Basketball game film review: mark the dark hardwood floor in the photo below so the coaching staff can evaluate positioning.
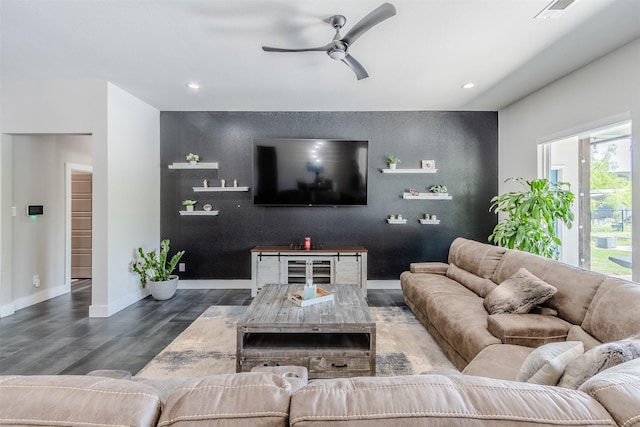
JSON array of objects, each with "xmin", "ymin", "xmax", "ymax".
[{"xmin": 0, "ymin": 282, "xmax": 404, "ymax": 376}]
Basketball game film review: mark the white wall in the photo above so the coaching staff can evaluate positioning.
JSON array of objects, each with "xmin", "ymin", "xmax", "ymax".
[
  {"xmin": 0, "ymin": 136, "xmax": 13, "ymax": 316},
  {"xmin": 0, "ymin": 79, "xmax": 160, "ymax": 317},
  {"xmin": 10, "ymin": 135, "xmax": 91, "ymax": 309},
  {"xmin": 499, "ymin": 37, "xmax": 640, "ymax": 279},
  {"xmin": 97, "ymin": 83, "xmax": 160, "ymax": 316}
]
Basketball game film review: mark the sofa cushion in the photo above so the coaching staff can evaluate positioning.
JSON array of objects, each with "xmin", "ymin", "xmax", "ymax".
[
  {"xmin": 0, "ymin": 375, "xmax": 161, "ymax": 427},
  {"xmin": 516, "ymin": 341, "xmax": 584, "ymax": 385},
  {"xmin": 566, "ymin": 325, "xmax": 602, "ymax": 351},
  {"xmin": 290, "ymin": 373, "xmax": 616, "ymax": 426},
  {"xmin": 446, "ymin": 263, "xmax": 498, "ymax": 297},
  {"xmin": 423, "ymin": 282, "xmax": 502, "ymax": 363},
  {"xmin": 484, "ymin": 268, "xmax": 557, "ymax": 314},
  {"xmin": 448, "ymin": 237, "xmax": 507, "ymax": 279},
  {"xmin": 158, "ymin": 373, "xmax": 292, "ymax": 427},
  {"xmin": 462, "ymin": 344, "xmax": 534, "ymax": 381},
  {"xmin": 409, "ymin": 262, "xmax": 448, "ymax": 274},
  {"xmin": 487, "ymin": 313, "xmax": 572, "ymax": 347},
  {"xmin": 579, "ymin": 358, "xmax": 640, "ymax": 427},
  {"xmin": 558, "ymin": 337, "xmax": 640, "ymax": 390},
  {"xmin": 493, "ymin": 250, "xmax": 606, "ymax": 325},
  {"xmin": 582, "ymin": 277, "xmax": 640, "ymax": 343}
]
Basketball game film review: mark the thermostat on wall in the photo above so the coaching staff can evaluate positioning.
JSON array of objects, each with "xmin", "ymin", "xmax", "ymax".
[{"xmin": 27, "ymin": 205, "xmax": 44, "ymax": 216}]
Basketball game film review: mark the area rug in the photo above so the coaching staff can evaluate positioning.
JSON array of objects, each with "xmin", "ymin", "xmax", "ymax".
[{"xmin": 136, "ymin": 305, "xmax": 455, "ymax": 378}]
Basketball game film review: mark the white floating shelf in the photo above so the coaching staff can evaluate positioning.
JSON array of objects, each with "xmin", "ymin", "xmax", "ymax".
[
  {"xmin": 386, "ymin": 218, "xmax": 407, "ymax": 224},
  {"xmin": 192, "ymin": 186, "xmax": 249, "ymax": 192},
  {"xmin": 179, "ymin": 210, "xmax": 219, "ymax": 216},
  {"xmin": 403, "ymin": 192, "xmax": 452, "ymax": 200},
  {"xmin": 381, "ymin": 168, "xmax": 437, "ymax": 174},
  {"xmin": 168, "ymin": 162, "xmax": 219, "ymax": 170},
  {"xmin": 419, "ymin": 219, "xmax": 441, "ymax": 225}
]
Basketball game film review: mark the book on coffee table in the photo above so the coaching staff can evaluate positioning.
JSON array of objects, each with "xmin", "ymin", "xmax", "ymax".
[{"xmin": 287, "ymin": 288, "xmax": 334, "ymax": 307}]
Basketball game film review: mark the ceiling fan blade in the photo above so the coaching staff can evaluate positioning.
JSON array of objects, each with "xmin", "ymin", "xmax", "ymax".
[
  {"xmin": 341, "ymin": 54, "xmax": 369, "ymax": 80},
  {"xmin": 341, "ymin": 3, "xmax": 396, "ymax": 46},
  {"xmin": 262, "ymin": 44, "xmax": 331, "ymax": 53}
]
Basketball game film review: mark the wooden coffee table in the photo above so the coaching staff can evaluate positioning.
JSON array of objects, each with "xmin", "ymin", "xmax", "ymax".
[{"xmin": 236, "ymin": 283, "xmax": 376, "ymax": 378}]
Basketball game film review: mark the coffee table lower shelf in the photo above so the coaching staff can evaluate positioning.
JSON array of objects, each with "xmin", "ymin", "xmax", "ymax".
[{"xmin": 237, "ymin": 331, "xmax": 375, "ymax": 379}]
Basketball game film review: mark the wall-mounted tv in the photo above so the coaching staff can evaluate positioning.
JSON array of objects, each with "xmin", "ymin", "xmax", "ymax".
[{"xmin": 253, "ymin": 138, "xmax": 368, "ymax": 206}]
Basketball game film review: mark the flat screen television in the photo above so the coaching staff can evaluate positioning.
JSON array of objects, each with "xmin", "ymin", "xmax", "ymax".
[{"xmin": 253, "ymin": 138, "xmax": 368, "ymax": 206}]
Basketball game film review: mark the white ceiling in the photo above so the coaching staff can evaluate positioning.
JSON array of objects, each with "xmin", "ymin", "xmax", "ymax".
[{"xmin": 2, "ymin": 0, "xmax": 639, "ymax": 112}]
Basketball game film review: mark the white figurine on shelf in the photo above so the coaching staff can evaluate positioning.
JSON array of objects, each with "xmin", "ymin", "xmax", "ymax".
[
  {"xmin": 203, "ymin": 178, "xmax": 208, "ymax": 188},
  {"xmin": 233, "ymin": 179, "xmax": 238, "ymax": 187},
  {"xmin": 220, "ymin": 179, "xmax": 226, "ymax": 188}
]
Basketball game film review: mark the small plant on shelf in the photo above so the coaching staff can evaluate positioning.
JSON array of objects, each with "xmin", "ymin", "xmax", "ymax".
[
  {"xmin": 429, "ymin": 185, "xmax": 447, "ymax": 194},
  {"xmin": 186, "ymin": 153, "xmax": 200, "ymax": 164},
  {"xmin": 386, "ymin": 155, "xmax": 401, "ymax": 169},
  {"xmin": 182, "ymin": 199, "xmax": 197, "ymax": 211}
]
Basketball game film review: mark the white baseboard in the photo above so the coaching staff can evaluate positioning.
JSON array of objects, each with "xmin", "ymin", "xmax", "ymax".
[
  {"xmin": 0, "ymin": 303, "xmax": 16, "ymax": 318},
  {"xmin": 367, "ymin": 280, "xmax": 401, "ymax": 290},
  {"xmin": 177, "ymin": 279, "xmax": 252, "ymax": 289},
  {"xmin": 89, "ymin": 288, "xmax": 149, "ymax": 318},
  {"xmin": 176, "ymin": 279, "xmax": 401, "ymax": 290},
  {"xmin": 11, "ymin": 283, "xmax": 70, "ymax": 313}
]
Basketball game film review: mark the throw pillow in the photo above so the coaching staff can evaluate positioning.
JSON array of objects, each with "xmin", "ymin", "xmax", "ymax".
[
  {"xmin": 558, "ymin": 336, "xmax": 640, "ymax": 389},
  {"xmin": 483, "ymin": 268, "xmax": 557, "ymax": 314},
  {"xmin": 516, "ymin": 341, "xmax": 584, "ymax": 385}
]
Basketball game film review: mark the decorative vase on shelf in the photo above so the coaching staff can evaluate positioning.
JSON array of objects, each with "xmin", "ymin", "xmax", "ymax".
[
  {"xmin": 186, "ymin": 205, "xmax": 194, "ymax": 212},
  {"xmin": 389, "ymin": 163, "xmax": 397, "ymax": 170},
  {"xmin": 189, "ymin": 160, "xmax": 197, "ymax": 165}
]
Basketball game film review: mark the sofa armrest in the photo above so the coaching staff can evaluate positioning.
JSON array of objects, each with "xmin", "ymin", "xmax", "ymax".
[
  {"xmin": 409, "ymin": 262, "xmax": 448, "ymax": 274},
  {"xmin": 579, "ymin": 358, "xmax": 640, "ymax": 427},
  {"xmin": 0, "ymin": 375, "xmax": 161, "ymax": 427},
  {"xmin": 488, "ymin": 313, "xmax": 572, "ymax": 348}
]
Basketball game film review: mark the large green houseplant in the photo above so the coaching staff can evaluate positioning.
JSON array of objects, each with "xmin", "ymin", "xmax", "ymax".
[
  {"xmin": 130, "ymin": 239, "xmax": 185, "ymax": 300},
  {"xmin": 489, "ymin": 178, "xmax": 574, "ymax": 260}
]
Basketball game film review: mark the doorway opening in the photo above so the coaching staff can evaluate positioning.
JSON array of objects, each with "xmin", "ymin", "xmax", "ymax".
[
  {"xmin": 71, "ymin": 170, "xmax": 92, "ymax": 283},
  {"xmin": 66, "ymin": 162, "xmax": 93, "ymax": 294}
]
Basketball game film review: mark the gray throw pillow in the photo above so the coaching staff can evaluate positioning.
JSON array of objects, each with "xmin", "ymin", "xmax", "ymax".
[
  {"xmin": 558, "ymin": 337, "xmax": 640, "ymax": 389},
  {"xmin": 483, "ymin": 268, "xmax": 557, "ymax": 314},
  {"xmin": 516, "ymin": 341, "xmax": 584, "ymax": 385}
]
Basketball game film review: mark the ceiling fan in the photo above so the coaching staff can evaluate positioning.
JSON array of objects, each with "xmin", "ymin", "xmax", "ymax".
[{"xmin": 262, "ymin": 3, "xmax": 396, "ymax": 80}]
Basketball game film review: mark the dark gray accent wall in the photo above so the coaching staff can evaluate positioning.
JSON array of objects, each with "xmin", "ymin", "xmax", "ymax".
[{"xmin": 161, "ymin": 111, "xmax": 498, "ymax": 280}]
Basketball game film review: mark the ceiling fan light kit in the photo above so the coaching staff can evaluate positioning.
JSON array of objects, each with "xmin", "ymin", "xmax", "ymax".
[{"xmin": 262, "ymin": 3, "xmax": 396, "ymax": 80}]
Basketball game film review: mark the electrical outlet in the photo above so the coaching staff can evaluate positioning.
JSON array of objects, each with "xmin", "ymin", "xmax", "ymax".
[
  {"xmin": 179, "ymin": 263, "xmax": 186, "ymax": 272},
  {"xmin": 33, "ymin": 274, "xmax": 40, "ymax": 288}
]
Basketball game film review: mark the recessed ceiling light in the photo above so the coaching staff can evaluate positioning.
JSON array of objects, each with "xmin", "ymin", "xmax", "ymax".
[
  {"xmin": 186, "ymin": 82, "xmax": 200, "ymax": 89},
  {"xmin": 462, "ymin": 82, "xmax": 475, "ymax": 89}
]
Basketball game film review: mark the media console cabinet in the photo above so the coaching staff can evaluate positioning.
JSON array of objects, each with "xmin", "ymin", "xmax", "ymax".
[{"xmin": 250, "ymin": 246, "xmax": 367, "ymax": 297}]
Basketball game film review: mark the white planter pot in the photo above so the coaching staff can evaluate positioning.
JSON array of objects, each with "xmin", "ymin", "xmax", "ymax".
[
  {"xmin": 186, "ymin": 205, "xmax": 194, "ymax": 212},
  {"xmin": 148, "ymin": 275, "xmax": 179, "ymax": 300},
  {"xmin": 389, "ymin": 163, "xmax": 397, "ymax": 170}
]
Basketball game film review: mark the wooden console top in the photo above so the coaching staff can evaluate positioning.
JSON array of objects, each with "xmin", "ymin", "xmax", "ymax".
[{"xmin": 251, "ymin": 245, "xmax": 367, "ymax": 253}]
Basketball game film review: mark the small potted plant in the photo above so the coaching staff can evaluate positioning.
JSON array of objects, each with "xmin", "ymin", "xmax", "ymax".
[
  {"xmin": 182, "ymin": 199, "xmax": 197, "ymax": 212},
  {"xmin": 186, "ymin": 153, "xmax": 200, "ymax": 165},
  {"xmin": 130, "ymin": 239, "xmax": 185, "ymax": 300},
  {"xmin": 386, "ymin": 155, "xmax": 401, "ymax": 170},
  {"xmin": 429, "ymin": 185, "xmax": 448, "ymax": 194}
]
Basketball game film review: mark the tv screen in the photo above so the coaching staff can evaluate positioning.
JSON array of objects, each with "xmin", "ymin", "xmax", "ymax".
[{"xmin": 253, "ymin": 138, "xmax": 368, "ymax": 206}]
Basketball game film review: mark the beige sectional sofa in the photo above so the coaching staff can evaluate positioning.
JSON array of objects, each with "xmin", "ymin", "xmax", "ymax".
[
  {"xmin": 2, "ymin": 361, "xmax": 639, "ymax": 426},
  {"xmin": 400, "ymin": 237, "xmax": 640, "ymax": 380},
  {"xmin": 2, "ymin": 237, "xmax": 640, "ymax": 426}
]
